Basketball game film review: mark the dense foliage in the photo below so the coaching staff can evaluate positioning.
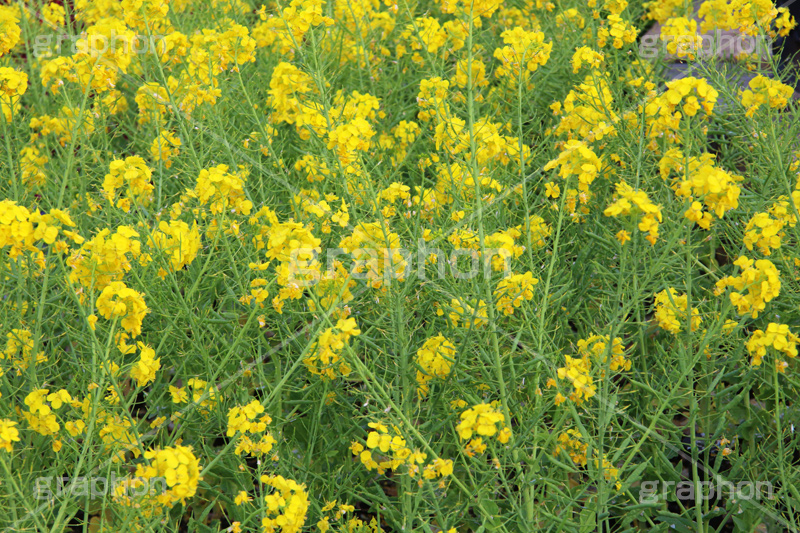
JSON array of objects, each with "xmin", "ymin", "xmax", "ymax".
[{"xmin": 2, "ymin": 0, "xmax": 800, "ymax": 531}]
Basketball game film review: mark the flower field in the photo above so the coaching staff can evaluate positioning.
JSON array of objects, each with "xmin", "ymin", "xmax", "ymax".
[{"xmin": 2, "ymin": 0, "xmax": 800, "ymax": 531}]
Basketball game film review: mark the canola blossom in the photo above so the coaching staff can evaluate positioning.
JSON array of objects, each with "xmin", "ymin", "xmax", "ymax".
[{"xmin": 1, "ymin": 0, "xmax": 800, "ymax": 531}]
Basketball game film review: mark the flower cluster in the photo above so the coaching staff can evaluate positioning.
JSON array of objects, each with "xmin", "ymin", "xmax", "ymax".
[
  {"xmin": 0, "ymin": 419, "xmax": 20, "ymax": 453},
  {"xmin": 715, "ymin": 256, "xmax": 781, "ymax": 318},
  {"xmin": 644, "ymin": 77, "xmax": 718, "ymax": 145},
  {"xmin": 596, "ymin": 14, "xmax": 637, "ymax": 49},
  {"xmin": 571, "ymin": 46, "xmax": 604, "ymax": 73},
  {"xmin": 191, "ymin": 165, "xmax": 253, "ymax": 216},
  {"xmin": 577, "ymin": 335, "xmax": 630, "ymax": 373},
  {"xmin": 699, "ymin": 0, "xmax": 787, "ymax": 37},
  {"xmin": 544, "ymin": 140, "xmax": 603, "ymax": 195},
  {"xmin": 660, "ymin": 17, "xmax": 702, "ymax": 59},
  {"xmin": 353, "ymin": 422, "xmax": 454, "ymax": 485},
  {"xmin": 0, "ymin": 200, "xmax": 80, "ymax": 268},
  {"xmin": 135, "ymin": 445, "xmax": 202, "ymax": 506},
  {"xmin": 415, "ymin": 334, "xmax": 456, "ymax": 396},
  {"xmin": 339, "ymin": 223, "xmax": 407, "ymax": 289},
  {"xmin": 23, "ymin": 389, "xmax": 68, "ymax": 442},
  {"xmin": 251, "ymin": 214, "xmax": 323, "ymax": 313},
  {"xmin": 493, "ymin": 271, "xmax": 538, "ymax": 315},
  {"xmin": 2, "ymin": 328, "xmax": 47, "ymax": 376},
  {"xmin": 316, "ymin": 500, "xmax": 372, "ymax": 533},
  {"xmin": 643, "ymin": 0, "xmax": 693, "ymax": 23},
  {"xmin": 604, "ymin": 182, "xmax": 663, "ymax": 245},
  {"xmin": 0, "ymin": 6, "xmax": 21, "ymax": 57},
  {"xmin": 0, "ymin": 67, "xmax": 27, "ymax": 122},
  {"xmin": 150, "ymin": 131, "xmax": 182, "ymax": 168},
  {"xmin": 554, "ymin": 334, "xmax": 629, "ymax": 404},
  {"xmin": 493, "ymin": 27, "xmax": 552, "ymax": 89},
  {"xmin": 147, "ymin": 220, "xmax": 201, "ymax": 278},
  {"xmin": 227, "ymin": 400, "xmax": 277, "ymax": 457},
  {"xmin": 746, "ymin": 323, "xmax": 799, "ymax": 370},
  {"xmin": 67, "ymin": 226, "xmax": 145, "ymax": 291},
  {"xmin": 261, "ymin": 475, "xmax": 309, "ymax": 533},
  {"xmin": 19, "ymin": 145, "xmax": 48, "ymax": 188},
  {"xmin": 103, "ymin": 157, "xmax": 154, "ymax": 212},
  {"xmin": 304, "ymin": 318, "xmax": 361, "ymax": 380},
  {"xmin": 555, "ymin": 355, "xmax": 595, "ymax": 404},
  {"xmin": 551, "ymin": 72, "xmax": 621, "ymax": 142},
  {"xmin": 744, "ymin": 212, "xmax": 785, "ymax": 255},
  {"xmin": 456, "ymin": 402, "xmax": 511, "ymax": 456},
  {"xmin": 555, "ymin": 429, "xmax": 588, "ymax": 466},
  {"xmin": 96, "ymin": 281, "xmax": 150, "ymax": 339},
  {"xmin": 130, "ymin": 343, "xmax": 160, "ymax": 387},
  {"xmin": 256, "ymin": 0, "xmax": 334, "ymax": 56},
  {"xmin": 438, "ymin": 298, "xmax": 489, "ymax": 329},
  {"xmin": 740, "ymin": 75, "xmax": 794, "ymax": 117},
  {"xmin": 654, "ymin": 288, "xmax": 702, "ymax": 335},
  {"xmin": 660, "ymin": 150, "xmax": 741, "ymax": 229},
  {"xmin": 555, "ymin": 429, "xmax": 621, "ymax": 490},
  {"xmin": 169, "ymin": 377, "xmax": 218, "ymax": 414}
]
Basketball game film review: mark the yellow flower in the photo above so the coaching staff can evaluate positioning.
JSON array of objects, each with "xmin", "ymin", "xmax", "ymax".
[
  {"xmin": 0, "ymin": 6, "xmax": 21, "ymax": 58},
  {"xmin": 604, "ymin": 181, "xmax": 662, "ymax": 245},
  {"xmin": 494, "ymin": 272, "xmax": 538, "ymax": 316},
  {"xmin": 555, "ymin": 429, "xmax": 588, "ymax": 466},
  {"xmin": 42, "ymin": 2, "xmax": 66, "ymax": 26},
  {"xmin": 493, "ymin": 27, "xmax": 552, "ymax": 89},
  {"xmin": 415, "ymin": 334, "xmax": 456, "ymax": 396},
  {"xmin": 571, "ymin": 46, "xmax": 604, "ymax": 73},
  {"xmin": 544, "ymin": 140, "xmax": 603, "ymax": 194},
  {"xmin": 235, "ymin": 491, "xmax": 252, "ymax": 505},
  {"xmin": 130, "ymin": 343, "xmax": 160, "ymax": 387},
  {"xmin": 68, "ymin": 226, "xmax": 145, "ymax": 291},
  {"xmin": 552, "ymin": 72, "xmax": 620, "ymax": 141},
  {"xmin": 654, "ymin": 288, "xmax": 702, "ymax": 334},
  {"xmin": 65, "ymin": 420, "xmax": 86, "ymax": 437},
  {"xmin": 0, "ymin": 419, "xmax": 20, "ymax": 453},
  {"xmin": 103, "ymin": 157, "xmax": 154, "ymax": 211},
  {"xmin": 304, "ymin": 318, "xmax": 360, "ymax": 380},
  {"xmin": 226, "ymin": 400, "xmax": 269, "ymax": 436},
  {"xmin": 660, "ymin": 17, "xmax": 702, "ymax": 59},
  {"xmin": 339, "ymin": 222, "xmax": 406, "ymax": 289},
  {"xmin": 743, "ymin": 211, "xmax": 786, "ymax": 255},
  {"xmin": 147, "ymin": 220, "xmax": 201, "ymax": 276},
  {"xmin": 47, "ymin": 389, "xmax": 72, "ymax": 409},
  {"xmin": 260, "ymin": 475, "xmax": 309, "ymax": 533},
  {"xmin": 96, "ymin": 281, "xmax": 149, "ymax": 338},
  {"xmin": 150, "ymin": 131, "xmax": 181, "ymax": 167},
  {"xmin": 544, "ymin": 181, "xmax": 560, "ymax": 199},
  {"xmin": 2, "ymin": 328, "xmax": 47, "ymax": 375},
  {"xmin": 136, "ymin": 445, "xmax": 202, "ymax": 506},
  {"xmin": 191, "ymin": 164, "xmax": 253, "ymax": 215},
  {"xmin": 456, "ymin": 403, "xmax": 509, "ymax": 443},
  {"xmin": 169, "ymin": 386, "xmax": 188, "ymax": 403},
  {"xmin": 698, "ymin": 0, "xmax": 784, "ymax": 36},
  {"xmin": 714, "ymin": 256, "xmax": 780, "ymax": 318},
  {"xmin": 746, "ymin": 323, "xmax": 799, "ymax": 367},
  {"xmin": 557, "ymin": 356, "xmax": 596, "ymax": 403},
  {"xmin": 0, "ymin": 67, "xmax": 27, "ymax": 122}
]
